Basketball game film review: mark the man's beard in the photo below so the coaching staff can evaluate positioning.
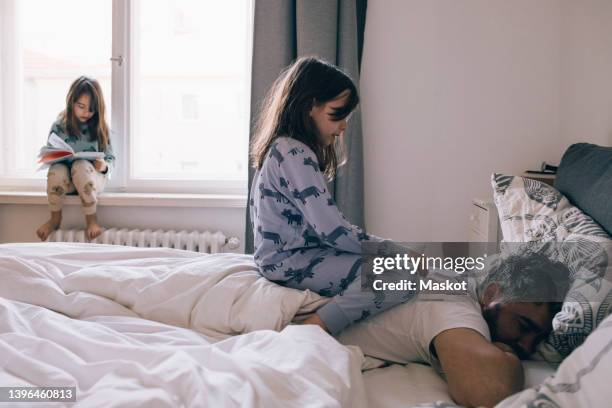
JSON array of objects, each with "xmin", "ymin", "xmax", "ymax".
[{"xmin": 483, "ymin": 303, "xmax": 529, "ymax": 359}]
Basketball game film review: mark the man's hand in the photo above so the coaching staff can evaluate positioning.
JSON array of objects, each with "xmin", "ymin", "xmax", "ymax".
[
  {"xmin": 94, "ymin": 158, "xmax": 107, "ymax": 173},
  {"xmin": 433, "ymin": 328, "xmax": 524, "ymax": 408}
]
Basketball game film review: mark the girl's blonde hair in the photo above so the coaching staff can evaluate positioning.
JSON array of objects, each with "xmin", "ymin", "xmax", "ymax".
[
  {"xmin": 250, "ymin": 57, "xmax": 359, "ymax": 180},
  {"xmin": 59, "ymin": 76, "xmax": 110, "ymax": 151}
]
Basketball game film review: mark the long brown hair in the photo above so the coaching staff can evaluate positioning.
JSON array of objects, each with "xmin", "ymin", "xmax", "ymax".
[
  {"xmin": 250, "ymin": 57, "xmax": 359, "ymax": 180},
  {"xmin": 59, "ymin": 76, "xmax": 110, "ymax": 151}
]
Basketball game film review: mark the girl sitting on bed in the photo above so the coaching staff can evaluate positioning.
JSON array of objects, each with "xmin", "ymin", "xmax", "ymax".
[
  {"xmin": 36, "ymin": 76, "xmax": 115, "ymax": 242},
  {"xmin": 249, "ymin": 56, "xmax": 415, "ymax": 335}
]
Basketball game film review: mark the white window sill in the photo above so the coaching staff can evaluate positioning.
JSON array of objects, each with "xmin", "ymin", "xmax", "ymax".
[{"xmin": 0, "ymin": 191, "xmax": 247, "ymax": 208}]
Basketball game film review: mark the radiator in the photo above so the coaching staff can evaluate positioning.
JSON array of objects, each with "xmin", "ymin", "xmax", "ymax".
[{"xmin": 48, "ymin": 228, "xmax": 241, "ymax": 254}]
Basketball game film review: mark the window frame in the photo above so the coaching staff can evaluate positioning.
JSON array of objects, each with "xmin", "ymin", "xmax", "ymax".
[
  {"xmin": 0, "ymin": 0, "xmax": 35, "ymax": 188},
  {"xmin": 0, "ymin": 0, "xmax": 253, "ymax": 196}
]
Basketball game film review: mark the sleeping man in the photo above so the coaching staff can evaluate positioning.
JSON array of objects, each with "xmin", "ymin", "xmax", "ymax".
[{"xmin": 336, "ymin": 253, "xmax": 570, "ymax": 408}]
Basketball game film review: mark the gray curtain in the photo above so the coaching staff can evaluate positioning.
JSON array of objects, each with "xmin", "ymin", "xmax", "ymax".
[{"xmin": 245, "ymin": 0, "xmax": 368, "ymax": 253}]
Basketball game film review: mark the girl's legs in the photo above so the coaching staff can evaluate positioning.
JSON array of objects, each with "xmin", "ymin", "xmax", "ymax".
[
  {"xmin": 84, "ymin": 213, "xmax": 102, "ymax": 240},
  {"xmin": 36, "ymin": 163, "xmax": 74, "ymax": 241},
  {"xmin": 70, "ymin": 160, "xmax": 107, "ymax": 240},
  {"xmin": 268, "ymin": 250, "xmax": 416, "ymax": 335},
  {"xmin": 36, "ymin": 211, "xmax": 62, "ymax": 241}
]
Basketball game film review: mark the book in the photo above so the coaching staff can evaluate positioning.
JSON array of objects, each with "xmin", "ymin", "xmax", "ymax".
[{"xmin": 37, "ymin": 133, "xmax": 104, "ymax": 170}]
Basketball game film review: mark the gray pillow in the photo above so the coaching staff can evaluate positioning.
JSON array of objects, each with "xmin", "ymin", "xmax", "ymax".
[{"xmin": 555, "ymin": 143, "xmax": 612, "ymax": 236}]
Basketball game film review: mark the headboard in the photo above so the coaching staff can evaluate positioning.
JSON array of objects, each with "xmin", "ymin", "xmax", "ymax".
[{"xmin": 555, "ymin": 143, "xmax": 612, "ymax": 236}]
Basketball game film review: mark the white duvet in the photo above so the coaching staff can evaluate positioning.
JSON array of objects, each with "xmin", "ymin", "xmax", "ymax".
[{"xmin": 0, "ymin": 243, "xmax": 366, "ymax": 407}]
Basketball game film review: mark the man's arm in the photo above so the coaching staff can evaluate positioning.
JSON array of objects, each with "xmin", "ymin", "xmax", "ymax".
[{"xmin": 433, "ymin": 328, "xmax": 524, "ymax": 408}]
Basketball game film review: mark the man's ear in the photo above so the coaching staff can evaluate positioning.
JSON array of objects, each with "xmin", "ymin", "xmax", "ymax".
[{"xmin": 483, "ymin": 283, "xmax": 502, "ymax": 305}]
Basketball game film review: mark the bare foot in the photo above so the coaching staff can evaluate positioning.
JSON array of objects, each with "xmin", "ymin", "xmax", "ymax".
[
  {"xmin": 302, "ymin": 314, "xmax": 330, "ymax": 333},
  {"xmin": 85, "ymin": 213, "xmax": 103, "ymax": 241},
  {"xmin": 36, "ymin": 212, "xmax": 62, "ymax": 241},
  {"xmin": 86, "ymin": 223, "xmax": 103, "ymax": 241}
]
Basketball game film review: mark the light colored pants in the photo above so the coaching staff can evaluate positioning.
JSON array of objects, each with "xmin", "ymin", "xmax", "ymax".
[{"xmin": 47, "ymin": 160, "xmax": 107, "ymax": 215}]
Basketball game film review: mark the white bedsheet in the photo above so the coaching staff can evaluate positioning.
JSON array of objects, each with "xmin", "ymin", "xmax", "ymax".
[
  {"xmin": 362, "ymin": 361, "xmax": 556, "ymax": 408},
  {"xmin": 0, "ymin": 243, "xmax": 330, "ymax": 338},
  {"xmin": 0, "ymin": 243, "xmax": 365, "ymax": 407},
  {"xmin": 363, "ymin": 363, "xmax": 453, "ymax": 407},
  {"xmin": 497, "ymin": 316, "xmax": 612, "ymax": 408}
]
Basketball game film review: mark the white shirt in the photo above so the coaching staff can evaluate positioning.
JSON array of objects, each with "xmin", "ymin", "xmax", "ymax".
[{"xmin": 336, "ymin": 277, "xmax": 491, "ymax": 371}]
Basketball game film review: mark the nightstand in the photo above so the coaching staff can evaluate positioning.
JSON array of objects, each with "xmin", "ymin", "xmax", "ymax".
[
  {"xmin": 469, "ymin": 198, "xmax": 500, "ymax": 244},
  {"xmin": 521, "ymin": 172, "xmax": 556, "ymax": 186}
]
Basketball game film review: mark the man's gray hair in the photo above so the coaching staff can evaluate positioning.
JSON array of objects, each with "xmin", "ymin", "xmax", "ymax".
[{"xmin": 479, "ymin": 253, "xmax": 570, "ymax": 304}]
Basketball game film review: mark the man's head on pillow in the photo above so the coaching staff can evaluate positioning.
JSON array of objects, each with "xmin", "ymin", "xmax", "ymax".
[{"xmin": 477, "ymin": 253, "xmax": 570, "ymax": 359}]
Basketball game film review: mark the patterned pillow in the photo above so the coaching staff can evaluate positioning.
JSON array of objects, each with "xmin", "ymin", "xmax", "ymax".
[{"xmin": 491, "ymin": 173, "xmax": 612, "ymax": 362}]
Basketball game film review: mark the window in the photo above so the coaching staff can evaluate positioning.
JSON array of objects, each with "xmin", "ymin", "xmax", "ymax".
[
  {"xmin": 0, "ymin": 0, "xmax": 112, "ymax": 181},
  {"xmin": 181, "ymin": 94, "xmax": 200, "ymax": 121},
  {"xmin": 0, "ymin": 0, "xmax": 253, "ymax": 194}
]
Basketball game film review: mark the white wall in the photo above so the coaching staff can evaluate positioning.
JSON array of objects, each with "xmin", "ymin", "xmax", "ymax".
[
  {"xmin": 361, "ymin": 0, "xmax": 612, "ymax": 242},
  {"xmin": 559, "ymin": 0, "xmax": 612, "ymax": 147},
  {"xmin": 3, "ymin": 0, "xmax": 612, "ymax": 248},
  {"xmin": 0, "ymin": 204, "xmax": 246, "ymax": 253}
]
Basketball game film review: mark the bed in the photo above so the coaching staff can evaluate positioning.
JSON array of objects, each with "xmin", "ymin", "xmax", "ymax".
[
  {"xmin": 1, "ymin": 142, "xmax": 610, "ymax": 407},
  {"xmin": 0, "ymin": 243, "xmax": 366, "ymax": 407},
  {"xmin": 0, "ymin": 242, "xmax": 561, "ymax": 407},
  {"xmin": 364, "ymin": 143, "xmax": 612, "ymax": 407}
]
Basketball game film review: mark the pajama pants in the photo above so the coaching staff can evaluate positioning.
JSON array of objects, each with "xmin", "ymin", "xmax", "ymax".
[
  {"xmin": 47, "ymin": 160, "xmax": 106, "ymax": 215},
  {"xmin": 262, "ymin": 247, "xmax": 417, "ymax": 335}
]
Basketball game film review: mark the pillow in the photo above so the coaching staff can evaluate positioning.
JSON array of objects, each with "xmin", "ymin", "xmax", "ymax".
[
  {"xmin": 555, "ymin": 143, "xmax": 612, "ymax": 236},
  {"xmin": 491, "ymin": 173, "xmax": 612, "ymax": 362},
  {"xmin": 496, "ymin": 314, "xmax": 612, "ymax": 408}
]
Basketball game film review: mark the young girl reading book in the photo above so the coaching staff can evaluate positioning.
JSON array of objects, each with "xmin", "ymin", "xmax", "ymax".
[
  {"xmin": 249, "ymin": 57, "xmax": 415, "ymax": 335},
  {"xmin": 36, "ymin": 76, "xmax": 115, "ymax": 242}
]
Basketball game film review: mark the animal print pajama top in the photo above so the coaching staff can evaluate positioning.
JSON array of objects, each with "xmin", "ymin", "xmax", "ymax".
[{"xmin": 249, "ymin": 137, "xmax": 413, "ymax": 334}]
